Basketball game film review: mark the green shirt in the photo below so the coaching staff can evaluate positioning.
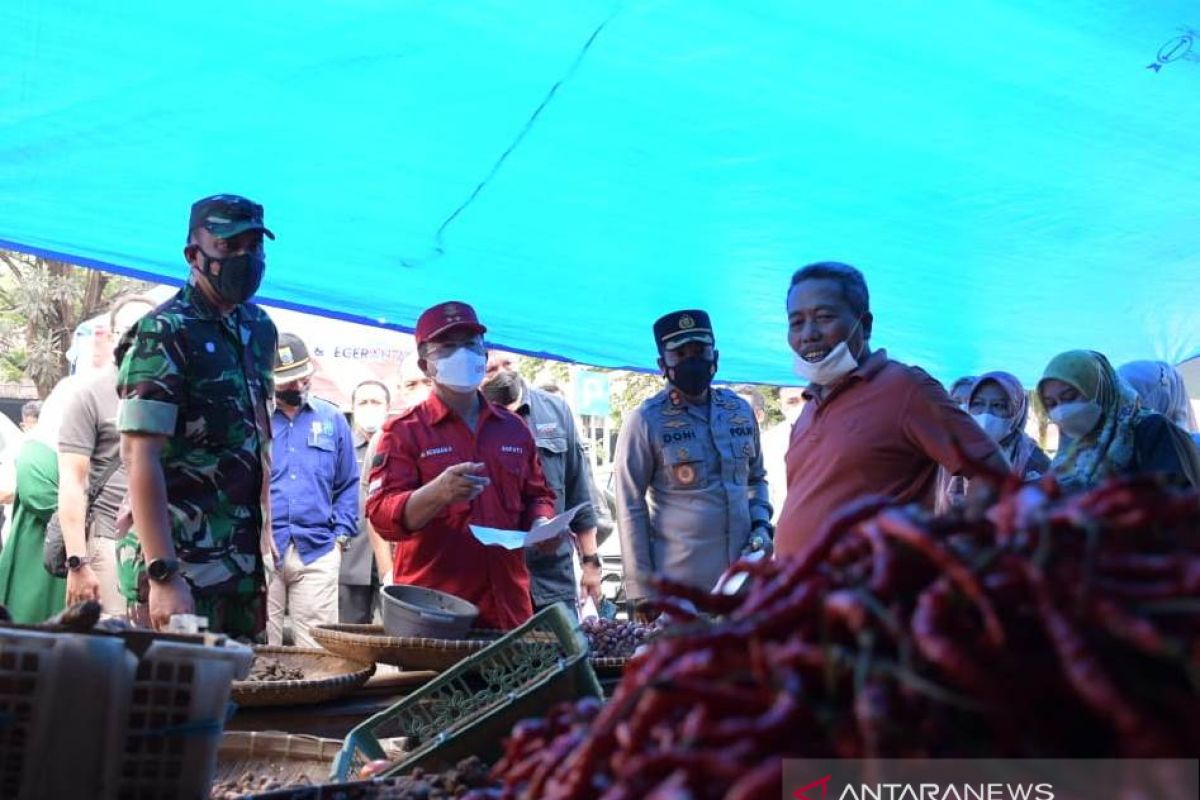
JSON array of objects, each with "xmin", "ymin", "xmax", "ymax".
[{"xmin": 116, "ymin": 282, "xmax": 276, "ymax": 597}]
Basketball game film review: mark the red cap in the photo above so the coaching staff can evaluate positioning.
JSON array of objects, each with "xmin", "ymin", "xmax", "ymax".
[{"xmin": 414, "ymin": 301, "xmax": 487, "ymax": 345}]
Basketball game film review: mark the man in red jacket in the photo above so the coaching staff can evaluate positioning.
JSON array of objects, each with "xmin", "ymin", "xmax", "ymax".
[{"xmin": 365, "ymin": 301, "xmax": 556, "ymax": 629}]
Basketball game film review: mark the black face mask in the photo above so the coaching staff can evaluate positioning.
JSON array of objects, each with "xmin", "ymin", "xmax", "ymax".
[
  {"xmin": 666, "ymin": 356, "xmax": 716, "ymax": 396},
  {"xmin": 481, "ymin": 370, "xmax": 524, "ymax": 408},
  {"xmin": 276, "ymin": 387, "xmax": 307, "ymax": 407},
  {"xmin": 196, "ymin": 247, "xmax": 265, "ymax": 305}
]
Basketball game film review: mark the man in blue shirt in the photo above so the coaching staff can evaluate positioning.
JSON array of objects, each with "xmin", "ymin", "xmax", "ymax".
[{"xmin": 266, "ymin": 333, "xmax": 359, "ymax": 647}]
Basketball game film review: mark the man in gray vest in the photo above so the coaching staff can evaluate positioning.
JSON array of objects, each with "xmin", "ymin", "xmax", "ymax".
[
  {"xmin": 482, "ymin": 351, "xmax": 602, "ymax": 616},
  {"xmin": 614, "ymin": 310, "xmax": 772, "ymax": 618}
]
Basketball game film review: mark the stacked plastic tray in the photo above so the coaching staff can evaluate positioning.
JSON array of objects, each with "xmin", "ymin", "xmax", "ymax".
[{"xmin": 0, "ymin": 624, "xmax": 251, "ymax": 800}]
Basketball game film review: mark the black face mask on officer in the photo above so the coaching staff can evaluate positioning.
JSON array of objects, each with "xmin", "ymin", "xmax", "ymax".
[
  {"xmin": 195, "ymin": 246, "xmax": 265, "ymax": 305},
  {"xmin": 665, "ymin": 354, "xmax": 717, "ymax": 397}
]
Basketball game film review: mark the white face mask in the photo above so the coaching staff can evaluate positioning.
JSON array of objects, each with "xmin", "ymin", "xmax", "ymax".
[
  {"xmin": 354, "ymin": 406, "xmax": 387, "ymax": 434},
  {"xmin": 792, "ymin": 320, "xmax": 863, "ymax": 386},
  {"xmin": 1049, "ymin": 401, "xmax": 1103, "ymax": 438},
  {"xmin": 972, "ymin": 412, "xmax": 1011, "ymax": 442},
  {"xmin": 432, "ymin": 348, "xmax": 487, "ymax": 393}
]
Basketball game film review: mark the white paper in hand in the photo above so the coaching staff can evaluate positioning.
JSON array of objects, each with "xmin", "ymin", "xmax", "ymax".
[{"xmin": 470, "ymin": 502, "xmax": 590, "ymax": 550}]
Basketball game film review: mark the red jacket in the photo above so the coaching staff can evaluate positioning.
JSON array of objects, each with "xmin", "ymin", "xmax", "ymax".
[{"xmin": 366, "ymin": 391, "xmax": 556, "ymax": 629}]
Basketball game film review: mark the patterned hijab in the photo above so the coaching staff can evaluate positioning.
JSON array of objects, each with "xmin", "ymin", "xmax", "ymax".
[
  {"xmin": 1118, "ymin": 360, "xmax": 1198, "ymax": 434},
  {"xmin": 970, "ymin": 371, "xmax": 1041, "ymax": 476},
  {"xmin": 1038, "ymin": 350, "xmax": 1149, "ymax": 490}
]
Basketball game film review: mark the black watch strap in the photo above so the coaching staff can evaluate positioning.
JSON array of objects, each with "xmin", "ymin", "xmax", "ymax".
[
  {"xmin": 580, "ymin": 554, "xmax": 601, "ymax": 568},
  {"xmin": 147, "ymin": 558, "xmax": 180, "ymax": 583}
]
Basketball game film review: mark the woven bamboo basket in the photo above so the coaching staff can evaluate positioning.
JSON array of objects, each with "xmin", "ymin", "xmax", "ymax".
[
  {"xmin": 214, "ymin": 731, "xmax": 344, "ymax": 792},
  {"xmin": 588, "ymin": 655, "xmax": 630, "ymax": 676},
  {"xmin": 310, "ymin": 624, "xmax": 504, "ymax": 671},
  {"xmin": 231, "ymin": 646, "xmax": 375, "ymax": 707}
]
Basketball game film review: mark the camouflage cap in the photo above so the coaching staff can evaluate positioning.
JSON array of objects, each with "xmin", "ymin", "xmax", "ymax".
[{"xmin": 188, "ymin": 194, "xmax": 275, "ymax": 240}]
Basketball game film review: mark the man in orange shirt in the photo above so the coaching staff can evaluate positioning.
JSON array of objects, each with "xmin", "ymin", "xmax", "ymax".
[{"xmin": 776, "ymin": 262, "xmax": 1009, "ymax": 555}]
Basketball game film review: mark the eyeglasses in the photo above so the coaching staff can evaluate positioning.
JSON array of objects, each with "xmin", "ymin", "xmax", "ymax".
[
  {"xmin": 424, "ymin": 338, "xmax": 485, "ymax": 360},
  {"xmin": 969, "ymin": 399, "xmax": 1011, "ymax": 416}
]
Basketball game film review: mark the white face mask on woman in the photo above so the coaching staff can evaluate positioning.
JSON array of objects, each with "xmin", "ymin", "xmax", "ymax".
[
  {"xmin": 1049, "ymin": 401, "xmax": 1103, "ymax": 438},
  {"xmin": 792, "ymin": 320, "xmax": 863, "ymax": 386},
  {"xmin": 971, "ymin": 412, "xmax": 1011, "ymax": 442},
  {"xmin": 432, "ymin": 348, "xmax": 487, "ymax": 393}
]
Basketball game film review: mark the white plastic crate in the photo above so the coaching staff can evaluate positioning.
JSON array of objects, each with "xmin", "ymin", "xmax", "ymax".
[
  {"xmin": 116, "ymin": 635, "xmax": 252, "ymax": 800},
  {"xmin": 0, "ymin": 627, "xmax": 136, "ymax": 799}
]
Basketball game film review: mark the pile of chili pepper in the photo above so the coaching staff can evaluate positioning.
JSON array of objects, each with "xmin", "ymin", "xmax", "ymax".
[{"xmin": 465, "ymin": 471, "xmax": 1200, "ymax": 800}]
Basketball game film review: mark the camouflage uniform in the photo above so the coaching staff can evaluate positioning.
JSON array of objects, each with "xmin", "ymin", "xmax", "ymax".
[{"xmin": 116, "ymin": 281, "xmax": 277, "ymax": 640}]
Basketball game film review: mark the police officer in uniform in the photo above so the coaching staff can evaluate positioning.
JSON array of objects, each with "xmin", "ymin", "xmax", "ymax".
[{"xmin": 613, "ymin": 310, "xmax": 772, "ymax": 618}]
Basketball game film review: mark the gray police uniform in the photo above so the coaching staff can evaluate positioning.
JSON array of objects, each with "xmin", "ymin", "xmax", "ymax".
[
  {"xmin": 514, "ymin": 384, "xmax": 599, "ymax": 612},
  {"xmin": 614, "ymin": 385, "xmax": 771, "ymax": 601}
]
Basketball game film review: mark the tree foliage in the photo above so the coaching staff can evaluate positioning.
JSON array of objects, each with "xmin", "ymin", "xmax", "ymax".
[{"xmin": 0, "ymin": 249, "xmax": 150, "ymax": 397}]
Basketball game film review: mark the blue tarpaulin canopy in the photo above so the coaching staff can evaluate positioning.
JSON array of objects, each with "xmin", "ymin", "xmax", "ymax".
[{"xmin": 2, "ymin": 1, "xmax": 1198, "ymax": 386}]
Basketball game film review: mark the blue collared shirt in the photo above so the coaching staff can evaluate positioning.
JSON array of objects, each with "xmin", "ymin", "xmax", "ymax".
[{"xmin": 271, "ymin": 397, "xmax": 360, "ymax": 564}]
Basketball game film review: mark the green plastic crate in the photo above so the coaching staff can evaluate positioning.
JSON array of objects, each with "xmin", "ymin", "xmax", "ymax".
[{"xmin": 332, "ymin": 603, "xmax": 602, "ymax": 782}]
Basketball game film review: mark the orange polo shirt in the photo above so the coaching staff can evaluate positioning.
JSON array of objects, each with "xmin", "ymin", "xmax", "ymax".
[{"xmin": 775, "ymin": 349, "xmax": 999, "ymax": 557}]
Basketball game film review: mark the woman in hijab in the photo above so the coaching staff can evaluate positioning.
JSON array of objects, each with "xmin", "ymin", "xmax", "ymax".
[
  {"xmin": 0, "ymin": 378, "xmax": 75, "ymax": 622},
  {"xmin": 1118, "ymin": 360, "xmax": 1199, "ymax": 444},
  {"xmin": 947, "ymin": 376, "xmax": 976, "ymax": 408},
  {"xmin": 967, "ymin": 371, "xmax": 1051, "ymax": 480},
  {"xmin": 1037, "ymin": 351, "xmax": 1199, "ymax": 491},
  {"xmin": 938, "ymin": 372, "xmax": 1051, "ymax": 511},
  {"xmin": 935, "ymin": 376, "xmax": 980, "ymax": 511}
]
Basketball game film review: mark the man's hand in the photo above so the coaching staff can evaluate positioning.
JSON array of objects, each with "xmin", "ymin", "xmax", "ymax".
[
  {"xmin": 741, "ymin": 528, "xmax": 774, "ymax": 558},
  {"xmin": 148, "ymin": 574, "xmax": 194, "ymax": 631},
  {"xmin": 436, "ymin": 462, "xmax": 490, "ymax": 505},
  {"xmin": 66, "ymin": 564, "xmax": 101, "ymax": 606},
  {"xmin": 579, "ymin": 560, "xmax": 602, "ymax": 604}
]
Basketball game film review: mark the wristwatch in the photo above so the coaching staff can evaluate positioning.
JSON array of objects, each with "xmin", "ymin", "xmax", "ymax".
[
  {"xmin": 579, "ymin": 553, "xmax": 602, "ymax": 568},
  {"xmin": 147, "ymin": 558, "xmax": 180, "ymax": 583},
  {"xmin": 66, "ymin": 555, "xmax": 91, "ymax": 572}
]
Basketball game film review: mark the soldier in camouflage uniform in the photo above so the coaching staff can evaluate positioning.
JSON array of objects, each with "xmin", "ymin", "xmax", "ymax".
[{"xmin": 116, "ymin": 194, "xmax": 278, "ymax": 639}]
